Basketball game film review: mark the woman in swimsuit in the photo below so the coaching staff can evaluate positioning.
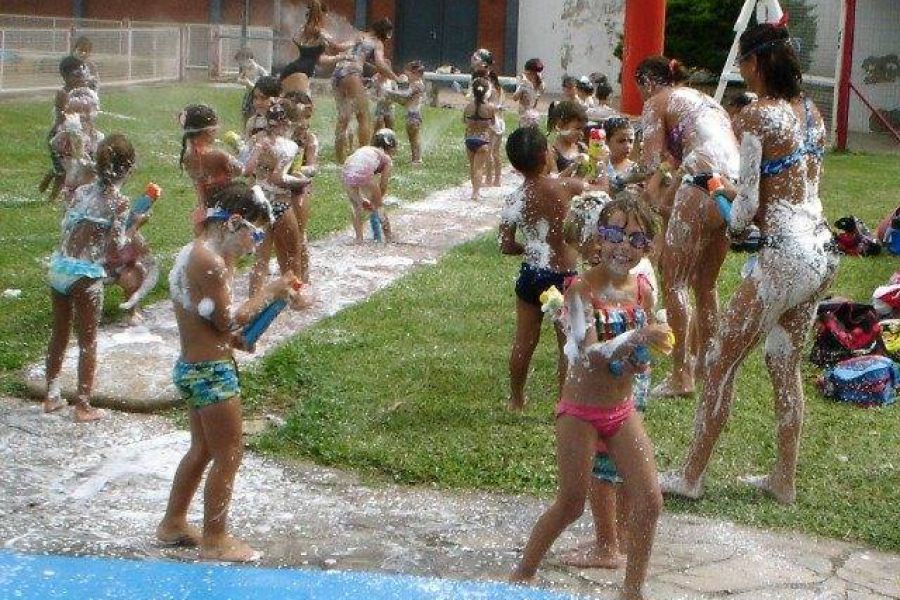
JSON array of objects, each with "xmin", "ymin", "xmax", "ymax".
[
  {"xmin": 332, "ymin": 18, "xmax": 397, "ymax": 163},
  {"xmin": 280, "ymin": 1, "xmax": 347, "ymax": 96},
  {"xmin": 44, "ymin": 134, "xmax": 136, "ymax": 422},
  {"xmin": 636, "ymin": 56, "xmax": 740, "ymax": 398},
  {"xmin": 463, "ymin": 77, "xmax": 496, "ymax": 201},
  {"xmin": 660, "ymin": 24, "xmax": 837, "ymax": 505}
]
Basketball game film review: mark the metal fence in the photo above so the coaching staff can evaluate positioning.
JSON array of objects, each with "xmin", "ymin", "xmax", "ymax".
[
  {"xmin": 0, "ymin": 26, "xmax": 182, "ymax": 93},
  {"xmin": 184, "ymin": 23, "xmax": 274, "ymax": 74}
]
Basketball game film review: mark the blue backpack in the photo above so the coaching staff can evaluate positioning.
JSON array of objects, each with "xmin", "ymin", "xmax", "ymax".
[{"xmin": 819, "ymin": 355, "xmax": 899, "ymax": 407}]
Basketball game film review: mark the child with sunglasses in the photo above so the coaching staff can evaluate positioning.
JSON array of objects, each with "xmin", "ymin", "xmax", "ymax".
[
  {"xmin": 159, "ymin": 182, "xmax": 303, "ymax": 563},
  {"xmin": 511, "ymin": 195, "xmax": 669, "ymax": 600}
]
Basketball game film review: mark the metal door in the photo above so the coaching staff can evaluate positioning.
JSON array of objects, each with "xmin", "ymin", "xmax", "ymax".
[{"xmin": 395, "ymin": 0, "xmax": 479, "ymax": 71}]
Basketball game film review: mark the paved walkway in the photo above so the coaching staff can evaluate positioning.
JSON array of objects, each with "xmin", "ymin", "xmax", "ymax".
[{"xmin": 1, "ymin": 396, "xmax": 898, "ymax": 599}]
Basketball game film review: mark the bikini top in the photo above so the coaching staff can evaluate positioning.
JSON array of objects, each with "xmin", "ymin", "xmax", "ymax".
[
  {"xmin": 760, "ymin": 97, "xmax": 825, "ymax": 178},
  {"xmin": 590, "ymin": 273, "xmax": 651, "ymax": 342},
  {"xmin": 349, "ymin": 37, "xmax": 376, "ymax": 65},
  {"xmin": 554, "ymin": 143, "xmax": 583, "ymax": 173}
]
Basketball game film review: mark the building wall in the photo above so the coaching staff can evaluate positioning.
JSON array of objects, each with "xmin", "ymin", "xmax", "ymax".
[
  {"xmin": 478, "ymin": 0, "xmax": 506, "ymax": 74},
  {"xmin": 518, "ymin": 0, "xmax": 624, "ymax": 93},
  {"xmin": 849, "ymin": 0, "xmax": 900, "ymax": 132},
  {"xmin": 3, "ymin": 0, "xmax": 71, "ymax": 16},
  {"xmin": 1, "ymin": 0, "xmax": 275, "ymax": 25}
]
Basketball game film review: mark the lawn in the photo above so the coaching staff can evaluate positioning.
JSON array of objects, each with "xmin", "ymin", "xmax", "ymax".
[
  {"xmin": 248, "ymin": 151, "xmax": 900, "ymax": 552},
  {"xmin": 0, "ymin": 82, "xmax": 473, "ymax": 391}
]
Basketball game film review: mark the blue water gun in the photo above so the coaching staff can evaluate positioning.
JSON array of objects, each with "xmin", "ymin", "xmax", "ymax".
[
  {"xmin": 370, "ymin": 211, "xmax": 384, "ymax": 242},
  {"xmin": 126, "ymin": 182, "xmax": 161, "ymax": 230},
  {"xmin": 240, "ymin": 280, "xmax": 303, "ymax": 347}
]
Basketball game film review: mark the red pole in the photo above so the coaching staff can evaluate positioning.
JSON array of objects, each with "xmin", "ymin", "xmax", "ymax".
[
  {"xmin": 835, "ymin": 0, "xmax": 857, "ymax": 150},
  {"xmin": 621, "ymin": 0, "xmax": 666, "ymax": 116}
]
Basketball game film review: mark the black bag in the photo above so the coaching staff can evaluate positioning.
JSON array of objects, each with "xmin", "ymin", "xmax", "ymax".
[{"xmin": 810, "ymin": 300, "xmax": 883, "ymax": 367}]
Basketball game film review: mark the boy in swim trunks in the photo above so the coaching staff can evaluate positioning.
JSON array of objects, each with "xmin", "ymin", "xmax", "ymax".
[
  {"xmin": 510, "ymin": 195, "xmax": 670, "ymax": 600},
  {"xmin": 157, "ymin": 182, "xmax": 303, "ymax": 563},
  {"xmin": 500, "ymin": 126, "xmax": 594, "ymax": 411}
]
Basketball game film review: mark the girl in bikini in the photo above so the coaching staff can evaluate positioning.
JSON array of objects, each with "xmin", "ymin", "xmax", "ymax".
[
  {"xmin": 463, "ymin": 77, "xmax": 496, "ymax": 201},
  {"xmin": 44, "ymin": 134, "xmax": 137, "ymax": 422},
  {"xmin": 179, "ymin": 105, "xmax": 244, "ymax": 235},
  {"xmin": 636, "ymin": 56, "xmax": 740, "ymax": 398},
  {"xmin": 547, "ymin": 100, "xmax": 587, "ymax": 177},
  {"xmin": 341, "ymin": 128, "xmax": 398, "ymax": 243},
  {"xmin": 331, "ymin": 18, "xmax": 397, "ymax": 163},
  {"xmin": 511, "ymin": 58, "xmax": 544, "ymax": 128},
  {"xmin": 660, "ymin": 23, "xmax": 837, "ymax": 506},
  {"xmin": 510, "ymin": 195, "xmax": 670, "ymax": 600}
]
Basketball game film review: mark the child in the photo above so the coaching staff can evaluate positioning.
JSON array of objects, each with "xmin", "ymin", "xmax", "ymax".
[
  {"xmin": 463, "ymin": 77, "xmax": 496, "ymax": 202},
  {"xmin": 342, "ymin": 128, "xmax": 397, "ymax": 243},
  {"xmin": 500, "ymin": 127, "xmax": 592, "ymax": 411},
  {"xmin": 51, "ymin": 86, "xmax": 104, "ymax": 202},
  {"xmin": 235, "ymin": 48, "xmax": 269, "ymax": 123},
  {"xmin": 44, "ymin": 134, "xmax": 137, "ymax": 422},
  {"xmin": 245, "ymin": 102, "xmax": 307, "ymax": 296},
  {"xmin": 487, "ymin": 70, "xmax": 506, "ymax": 188},
  {"xmin": 547, "ymin": 100, "xmax": 588, "ymax": 177},
  {"xmin": 157, "ymin": 181, "xmax": 301, "ymax": 562},
  {"xmin": 179, "ymin": 104, "xmax": 243, "ymax": 233},
  {"xmin": 510, "ymin": 195, "xmax": 668, "ymax": 600},
  {"xmin": 388, "ymin": 60, "xmax": 426, "ymax": 165},
  {"xmin": 511, "ymin": 58, "xmax": 544, "ymax": 128},
  {"xmin": 71, "ymin": 36, "xmax": 99, "ymax": 90},
  {"xmin": 604, "ymin": 117, "xmax": 640, "ymax": 194},
  {"xmin": 244, "ymin": 75, "xmax": 282, "ymax": 138},
  {"xmin": 576, "ymin": 75, "xmax": 596, "ymax": 109},
  {"xmin": 561, "ymin": 76, "xmax": 579, "ymax": 103},
  {"xmin": 39, "ymin": 55, "xmax": 91, "ymax": 201},
  {"xmin": 586, "ymin": 73, "xmax": 619, "ymax": 123},
  {"xmin": 284, "ymin": 90, "xmax": 320, "ymax": 282},
  {"xmin": 371, "ymin": 63, "xmax": 396, "ymax": 132}
]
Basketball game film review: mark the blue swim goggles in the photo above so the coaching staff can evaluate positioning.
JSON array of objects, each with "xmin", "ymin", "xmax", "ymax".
[
  {"xmin": 206, "ymin": 207, "xmax": 265, "ymax": 244},
  {"xmin": 597, "ymin": 225, "xmax": 652, "ymax": 250}
]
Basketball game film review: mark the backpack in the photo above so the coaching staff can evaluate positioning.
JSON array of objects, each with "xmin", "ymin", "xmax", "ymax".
[
  {"xmin": 834, "ymin": 215, "xmax": 881, "ymax": 256},
  {"xmin": 819, "ymin": 355, "xmax": 899, "ymax": 407},
  {"xmin": 810, "ymin": 300, "xmax": 883, "ymax": 367}
]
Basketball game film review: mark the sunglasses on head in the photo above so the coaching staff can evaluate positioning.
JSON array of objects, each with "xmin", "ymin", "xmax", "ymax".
[{"xmin": 597, "ymin": 225, "xmax": 652, "ymax": 250}]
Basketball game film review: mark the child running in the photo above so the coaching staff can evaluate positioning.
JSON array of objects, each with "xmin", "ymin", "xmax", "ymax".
[
  {"xmin": 341, "ymin": 128, "xmax": 398, "ymax": 243},
  {"xmin": 157, "ymin": 181, "xmax": 299, "ymax": 562},
  {"xmin": 500, "ymin": 127, "xmax": 593, "ymax": 411},
  {"xmin": 510, "ymin": 195, "xmax": 669, "ymax": 600},
  {"xmin": 463, "ymin": 77, "xmax": 496, "ymax": 201},
  {"xmin": 44, "ymin": 134, "xmax": 137, "ymax": 422}
]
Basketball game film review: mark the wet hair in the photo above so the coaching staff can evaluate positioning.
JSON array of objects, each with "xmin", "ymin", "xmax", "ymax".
[
  {"xmin": 304, "ymin": 0, "xmax": 327, "ymax": 34},
  {"xmin": 73, "ymin": 36, "xmax": 93, "ymax": 53},
  {"xmin": 550, "ymin": 99, "xmax": 587, "ymax": 131},
  {"xmin": 234, "ymin": 47, "xmax": 254, "ymax": 61},
  {"xmin": 58, "ymin": 55, "xmax": 85, "ymax": 78},
  {"xmin": 728, "ymin": 91, "xmax": 758, "ymax": 110},
  {"xmin": 592, "ymin": 73, "xmax": 613, "ymax": 101},
  {"xmin": 739, "ymin": 24, "xmax": 802, "ymax": 100},
  {"xmin": 95, "ymin": 134, "xmax": 135, "ymax": 184},
  {"xmin": 266, "ymin": 101, "xmax": 290, "ymax": 125},
  {"xmin": 635, "ymin": 55, "xmax": 689, "ymax": 87},
  {"xmin": 370, "ymin": 17, "xmax": 394, "ymax": 41},
  {"xmin": 576, "ymin": 76, "xmax": 594, "ymax": 94},
  {"xmin": 603, "ymin": 116, "xmax": 632, "ymax": 140},
  {"xmin": 206, "ymin": 181, "xmax": 272, "ymax": 226},
  {"xmin": 179, "ymin": 104, "xmax": 218, "ymax": 170},
  {"xmin": 524, "ymin": 58, "xmax": 544, "ymax": 73},
  {"xmin": 252, "ymin": 75, "xmax": 282, "ymax": 99},
  {"xmin": 473, "ymin": 48, "xmax": 493, "ymax": 66},
  {"xmin": 283, "ymin": 89, "xmax": 313, "ymax": 107},
  {"xmin": 405, "ymin": 60, "xmax": 425, "ymax": 74},
  {"xmin": 471, "ymin": 76, "xmax": 490, "ymax": 107},
  {"xmin": 373, "ymin": 128, "xmax": 398, "ymax": 150},
  {"xmin": 561, "ymin": 75, "xmax": 577, "ymax": 89},
  {"xmin": 598, "ymin": 193, "xmax": 658, "ymax": 240},
  {"xmin": 506, "ymin": 126, "xmax": 547, "ymax": 175}
]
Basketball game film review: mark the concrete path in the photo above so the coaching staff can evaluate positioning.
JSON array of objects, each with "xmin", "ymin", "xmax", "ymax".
[
  {"xmin": 1, "ymin": 396, "xmax": 897, "ymax": 600},
  {"xmin": 22, "ymin": 174, "xmax": 519, "ymax": 411}
]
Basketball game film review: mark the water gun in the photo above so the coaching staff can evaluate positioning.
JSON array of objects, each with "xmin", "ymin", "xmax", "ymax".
[
  {"xmin": 222, "ymin": 131, "xmax": 243, "ymax": 154},
  {"xmin": 240, "ymin": 279, "xmax": 304, "ymax": 347},
  {"xmin": 126, "ymin": 183, "xmax": 162, "ymax": 229},
  {"xmin": 584, "ymin": 128, "xmax": 609, "ymax": 180},
  {"xmin": 370, "ymin": 211, "xmax": 384, "ymax": 242},
  {"xmin": 539, "ymin": 285, "xmax": 564, "ymax": 314}
]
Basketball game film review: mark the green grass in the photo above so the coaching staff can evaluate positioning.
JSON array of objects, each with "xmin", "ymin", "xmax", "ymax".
[
  {"xmin": 250, "ymin": 152, "xmax": 900, "ymax": 552},
  {"xmin": 0, "ymin": 82, "xmax": 472, "ymax": 390}
]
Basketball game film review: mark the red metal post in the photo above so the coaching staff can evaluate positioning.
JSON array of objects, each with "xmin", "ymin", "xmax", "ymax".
[
  {"xmin": 621, "ymin": 0, "xmax": 666, "ymax": 116},
  {"xmin": 835, "ymin": 0, "xmax": 856, "ymax": 150}
]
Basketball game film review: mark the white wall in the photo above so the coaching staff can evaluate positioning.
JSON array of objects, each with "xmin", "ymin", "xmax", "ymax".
[
  {"xmin": 517, "ymin": 0, "xmax": 625, "ymax": 95},
  {"xmin": 848, "ymin": 0, "xmax": 900, "ymax": 132}
]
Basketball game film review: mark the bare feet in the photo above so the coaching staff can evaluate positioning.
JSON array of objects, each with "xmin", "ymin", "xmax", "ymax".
[
  {"xmin": 620, "ymin": 587, "xmax": 646, "ymax": 600},
  {"xmin": 73, "ymin": 400, "xmax": 104, "ymax": 423},
  {"xmin": 156, "ymin": 522, "xmax": 202, "ymax": 547},
  {"xmin": 200, "ymin": 535, "xmax": 262, "ymax": 563},
  {"xmin": 43, "ymin": 397, "xmax": 66, "ymax": 414},
  {"xmin": 739, "ymin": 473, "xmax": 796, "ymax": 505},
  {"xmin": 559, "ymin": 542, "xmax": 625, "ymax": 569},
  {"xmin": 658, "ymin": 469, "xmax": 704, "ymax": 500},
  {"xmin": 492, "ymin": 178, "xmax": 501, "ymax": 187},
  {"xmin": 650, "ymin": 376, "xmax": 694, "ymax": 399},
  {"xmin": 508, "ymin": 567, "xmax": 536, "ymax": 585},
  {"xmin": 507, "ymin": 396, "xmax": 526, "ymax": 412}
]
